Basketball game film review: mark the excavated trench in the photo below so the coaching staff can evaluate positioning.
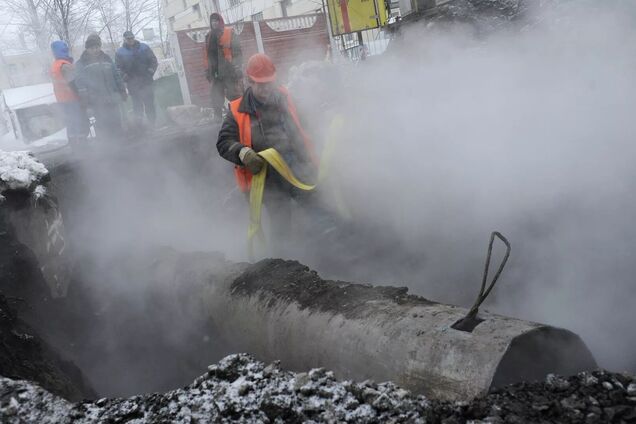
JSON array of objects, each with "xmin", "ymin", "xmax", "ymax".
[{"xmin": 0, "ymin": 124, "xmax": 632, "ymax": 422}]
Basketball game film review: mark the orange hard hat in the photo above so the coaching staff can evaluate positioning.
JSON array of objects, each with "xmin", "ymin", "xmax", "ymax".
[{"xmin": 246, "ymin": 53, "xmax": 276, "ymax": 83}]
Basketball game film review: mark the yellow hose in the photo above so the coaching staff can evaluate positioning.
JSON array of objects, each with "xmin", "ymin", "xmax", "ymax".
[
  {"xmin": 247, "ymin": 114, "xmax": 349, "ymax": 258},
  {"xmin": 248, "ymin": 148, "xmax": 316, "ymax": 258}
]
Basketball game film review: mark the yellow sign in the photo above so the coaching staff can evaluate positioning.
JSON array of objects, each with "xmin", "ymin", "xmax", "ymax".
[{"xmin": 327, "ymin": 0, "xmax": 389, "ymax": 36}]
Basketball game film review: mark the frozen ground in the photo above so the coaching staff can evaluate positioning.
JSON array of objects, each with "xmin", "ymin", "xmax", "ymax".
[{"xmin": 0, "ymin": 354, "xmax": 634, "ymax": 423}]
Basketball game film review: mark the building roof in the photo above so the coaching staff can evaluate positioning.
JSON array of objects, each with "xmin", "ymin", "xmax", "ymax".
[{"xmin": 1, "ymin": 83, "xmax": 56, "ymax": 110}]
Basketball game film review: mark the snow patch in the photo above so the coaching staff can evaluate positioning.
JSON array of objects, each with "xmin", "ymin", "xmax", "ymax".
[
  {"xmin": 0, "ymin": 150, "xmax": 49, "ymax": 194},
  {"xmin": 33, "ymin": 185, "xmax": 47, "ymax": 200},
  {"xmin": 1, "ymin": 354, "xmax": 633, "ymax": 423}
]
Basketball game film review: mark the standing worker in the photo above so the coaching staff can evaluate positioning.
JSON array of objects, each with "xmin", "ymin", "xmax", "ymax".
[
  {"xmin": 115, "ymin": 30, "xmax": 158, "ymax": 127},
  {"xmin": 75, "ymin": 33, "xmax": 127, "ymax": 141},
  {"xmin": 216, "ymin": 53, "xmax": 318, "ymax": 250},
  {"xmin": 50, "ymin": 40, "xmax": 89, "ymax": 149},
  {"xmin": 205, "ymin": 13, "xmax": 243, "ymax": 122}
]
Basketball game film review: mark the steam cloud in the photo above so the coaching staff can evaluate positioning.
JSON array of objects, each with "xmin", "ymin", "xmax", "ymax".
[
  {"xmin": 316, "ymin": 0, "xmax": 636, "ymax": 372},
  {"xmin": 51, "ymin": 0, "xmax": 636, "ymax": 396}
]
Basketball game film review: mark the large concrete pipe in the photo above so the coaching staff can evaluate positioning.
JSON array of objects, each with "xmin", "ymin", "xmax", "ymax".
[{"xmin": 180, "ymin": 257, "xmax": 596, "ymax": 400}]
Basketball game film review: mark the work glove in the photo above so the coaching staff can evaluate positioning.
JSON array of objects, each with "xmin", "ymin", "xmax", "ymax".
[{"xmin": 239, "ymin": 147, "xmax": 265, "ymax": 175}]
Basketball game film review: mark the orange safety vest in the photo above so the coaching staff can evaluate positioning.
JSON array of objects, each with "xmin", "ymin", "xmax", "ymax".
[
  {"xmin": 51, "ymin": 59, "xmax": 78, "ymax": 103},
  {"xmin": 219, "ymin": 27, "xmax": 233, "ymax": 62},
  {"xmin": 230, "ymin": 86, "xmax": 317, "ymax": 192},
  {"xmin": 204, "ymin": 27, "xmax": 234, "ymax": 66}
]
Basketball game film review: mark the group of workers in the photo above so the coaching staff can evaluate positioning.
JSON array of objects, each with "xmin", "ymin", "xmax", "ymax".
[
  {"xmin": 51, "ymin": 13, "xmax": 335, "ymax": 253},
  {"xmin": 50, "ymin": 31, "xmax": 158, "ymax": 147}
]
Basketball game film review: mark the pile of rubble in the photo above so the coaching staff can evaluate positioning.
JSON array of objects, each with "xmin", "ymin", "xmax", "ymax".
[
  {"xmin": 429, "ymin": 372, "xmax": 636, "ymax": 423},
  {"xmin": 1, "ymin": 354, "xmax": 634, "ymax": 423}
]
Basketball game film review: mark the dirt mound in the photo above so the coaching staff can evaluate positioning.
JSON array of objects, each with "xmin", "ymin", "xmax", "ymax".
[
  {"xmin": 232, "ymin": 259, "xmax": 432, "ymax": 319},
  {"xmin": 1, "ymin": 354, "xmax": 634, "ymax": 423},
  {"xmin": 0, "ymin": 294, "xmax": 95, "ymax": 402},
  {"xmin": 0, "ymin": 353, "xmax": 428, "ymax": 423},
  {"xmin": 429, "ymin": 371, "xmax": 636, "ymax": 423}
]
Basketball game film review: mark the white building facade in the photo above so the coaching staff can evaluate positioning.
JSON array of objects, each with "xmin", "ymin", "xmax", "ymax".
[
  {"xmin": 219, "ymin": 0, "xmax": 321, "ymax": 24},
  {"xmin": 163, "ymin": 0, "xmax": 322, "ymax": 32},
  {"xmin": 164, "ymin": 0, "xmax": 221, "ymax": 31}
]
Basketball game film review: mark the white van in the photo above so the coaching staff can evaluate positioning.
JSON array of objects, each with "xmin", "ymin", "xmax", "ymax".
[{"xmin": 0, "ymin": 83, "xmax": 68, "ymax": 154}]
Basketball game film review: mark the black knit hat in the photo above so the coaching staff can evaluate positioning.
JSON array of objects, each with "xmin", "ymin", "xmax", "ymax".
[{"xmin": 85, "ymin": 33, "xmax": 102, "ymax": 49}]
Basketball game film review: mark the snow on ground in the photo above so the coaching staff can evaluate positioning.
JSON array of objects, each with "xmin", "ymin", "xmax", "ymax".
[
  {"xmin": 1, "ymin": 353, "xmax": 635, "ymax": 423},
  {"xmin": 0, "ymin": 354, "xmax": 429, "ymax": 423},
  {"xmin": 0, "ymin": 128, "xmax": 68, "ymax": 151},
  {"xmin": 0, "ymin": 150, "xmax": 49, "ymax": 193}
]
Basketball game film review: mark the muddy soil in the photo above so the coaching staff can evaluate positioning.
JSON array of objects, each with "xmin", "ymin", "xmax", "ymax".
[
  {"xmin": 232, "ymin": 259, "xmax": 435, "ymax": 319},
  {"xmin": 0, "ymin": 294, "xmax": 95, "ymax": 402},
  {"xmin": 0, "ymin": 210, "xmax": 94, "ymax": 401}
]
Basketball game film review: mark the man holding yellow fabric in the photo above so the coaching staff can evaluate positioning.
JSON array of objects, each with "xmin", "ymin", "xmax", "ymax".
[{"xmin": 216, "ymin": 54, "xmax": 319, "ymax": 248}]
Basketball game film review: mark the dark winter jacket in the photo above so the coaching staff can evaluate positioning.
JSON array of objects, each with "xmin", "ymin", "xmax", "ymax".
[
  {"xmin": 205, "ymin": 14, "xmax": 242, "ymax": 81},
  {"xmin": 217, "ymin": 87, "xmax": 314, "ymax": 185},
  {"xmin": 115, "ymin": 41, "xmax": 158, "ymax": 87},
  {"xmin": 75, "ymin": 50, "xmax": 126, "ymax": 105}
]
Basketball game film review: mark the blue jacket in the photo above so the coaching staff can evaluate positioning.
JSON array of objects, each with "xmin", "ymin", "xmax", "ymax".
[
  {"xmin": 115, "ymin": 41, "xmax": 158, "ymax": 88},
  {"xmin": 75, "ymin": 50, "xmax": 126, "ymax": 105}
]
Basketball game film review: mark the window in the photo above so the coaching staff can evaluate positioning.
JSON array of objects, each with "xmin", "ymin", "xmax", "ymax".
[
  {"xmin": 229, "ymin": 0, "xmax": 240, "ymax": 7},
  {"xmin": 251, "ymin": 12, "xmax": 263, "ymax": 21},
  {"xmin": 193, "ymin": 3, "xmax": 201, "ymax": 19}
]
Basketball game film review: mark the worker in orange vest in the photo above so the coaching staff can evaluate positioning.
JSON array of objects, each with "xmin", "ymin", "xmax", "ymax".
[
  {"xmin": 205, "ymin": 13, "xmax": 243, "ymax": 122},
  {"xmin": 217, "ymin": 53, "xmax": 319, "ymax": 249},
  {"xmin": 50, "ymin": 40, "xmax": 89, "ymax": 149}
]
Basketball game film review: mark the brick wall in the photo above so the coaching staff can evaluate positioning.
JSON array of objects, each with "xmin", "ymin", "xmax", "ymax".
[{"xmin": 175, "ymin": 14, "xmax": 329, "ymax": 107}]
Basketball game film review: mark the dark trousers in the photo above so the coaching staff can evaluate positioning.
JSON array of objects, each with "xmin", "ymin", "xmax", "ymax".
[
  {"xmin": 129, "ymin": 83, "xmax": 156, "ymax": 124},
  {"xmin": 261, "ymin": 172, "xmax": 336, "ymax": 256},
  {"xmin": 210, "ymin": 77, "xmax": 242, "ymax": 119},
  {"xmin": 60, "ymin": 101, "xmax": 89, "ymax": 141},
  {"xmin": 93, "ymin": 103, "xmax": 123, "ymax": 141}
]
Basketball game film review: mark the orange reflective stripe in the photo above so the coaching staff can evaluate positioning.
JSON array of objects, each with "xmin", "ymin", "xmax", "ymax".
[
  {"xmin": 220, "ymin": 28, "xmax": 233, "ymax": 62},
  {"xmin": 203, "ymin": 27, "xmax": 234, "ymax": 66},
  {"xmin": 230, "ymin": 97, "xmax": 252, "ymax": 192},
  {"xmin": 230, "ymin": 97, "xmax": 251, "ymax": 148},
  {"xmin": 51, "ymin": 59, "xmax": 78, "ymax": 102}
]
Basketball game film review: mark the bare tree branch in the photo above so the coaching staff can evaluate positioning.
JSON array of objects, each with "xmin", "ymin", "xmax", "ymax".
[
  {"xmin": 1, "ymin": 0, "xmax": 51, "ymax": 51},
  {"xmin": 43, "ymin": 0, "xmax": 95, "ymax": 47}
]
